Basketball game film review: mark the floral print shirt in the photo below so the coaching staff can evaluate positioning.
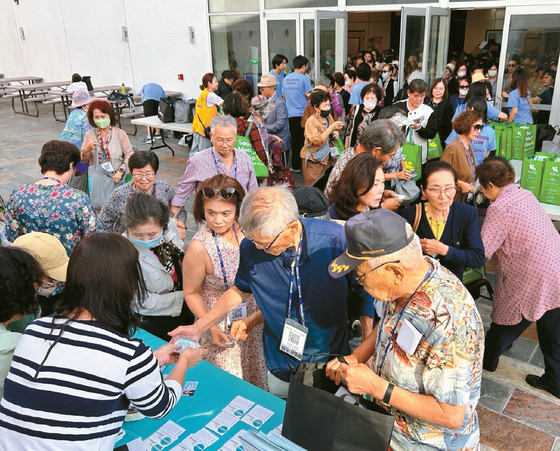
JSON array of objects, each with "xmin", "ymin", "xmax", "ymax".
[
  {"xmin": 374, "ymin": 257, "xmax": 484, "ymax": 451},
  {"xmin": 58, "ymin": 108, "xmax": 93, "ymax": 149},
  {"xmin": 5, "ymin": 182, "xmax": 101, "ymax": 255}
]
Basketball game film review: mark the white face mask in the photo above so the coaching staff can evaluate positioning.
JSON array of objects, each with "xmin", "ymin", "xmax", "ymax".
[
  {"xmin": 345, "ymin": 80, "xmax": 351, "ymax": 86},
  {"xmin": 37, "ymin": 286, "xmax": 56, "ymax": 296},
  {"xmin": 487, "ymin": 70, "xmax": 497, "ymax": 77},
  {"xmin": 459, "ymin": 88, "xmax": 469, "ymax": 96},
  {"xmin": 364, "ymin": 101, "xmax": 377, "ymax": 110},
  {"xmin": 457, "ymin": 71, "xmax": 467, "ymax": 77}
]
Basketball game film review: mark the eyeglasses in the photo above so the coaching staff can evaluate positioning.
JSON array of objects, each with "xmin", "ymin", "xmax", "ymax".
[
  {"xmin": 215, "ymin": 138, "xmax": 235, "ymax": 145},
  {"xmin": 132, "ymin": 171, "xmax": 155, "ymax": 180},
  {"xmin": 245, "ymin": 222, "xmax": 292, "ymax": 251},
  {"xmin": 508, "ymin": 64, "xmax": 517, "ymax": 67},
  {"xmin": 472, "ymin": 124, "xmax": 484, "ymax": 131},
  {"xmin": 201, "ymin": 187, "xmax": 236, "ymax": 200},
  {"xmin": 425, "ymin": 186, "xmax": 457, "ymax": 197},
  {"xmin": 354, "ymin": 260, "xmax": 400, "ymax": 283},
  {"xmin": 459, "ymin": 85, "xmax": 469, "ymax": 89}
]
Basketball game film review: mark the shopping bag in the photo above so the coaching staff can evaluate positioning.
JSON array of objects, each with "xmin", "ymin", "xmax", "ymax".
[
  {"xmin": 521, "ymin": 154, "xmax": 548, "ymax": 199},
  {"xmin": 539, "ymin": 157, "xmax": 560, "ymax": 205},
  {"xmin": 394, "ymin": 179, "xmax": 420, "ymax": 206},
  {"xmin": 235, "ymin": 122, "xmax": 269, "ymax": 179},
  {"xmin": 173, "ymin": 99, "xmax": 189, "ymax": 124},
  {"xmin": 283, "ymin": 361, "xmax": 394, "ymax": 451},
  {"xmin": 87, "ymin": 152, "xmax": 122, "ymax": 210},
  {"xmin": 158, "ymin": 97, "xmax": 175, "ymax": 123},
  {"xmin": 512, "ymin": 124, "xmax": 536, "ymax": 160},
  {"xmin": 402, "ymin": 128, "xmax": 422, "ymax": 181},
  {"xmin": 500, "ymin": 125, "xmax": 513, "ymax": 160},
  {"xmin": 334, "ymin": 137, "xmax": 345, "ymax": 157},
  {"xmin": 427, "ymin": 133, "xmax": 443, "ymax": 160}
]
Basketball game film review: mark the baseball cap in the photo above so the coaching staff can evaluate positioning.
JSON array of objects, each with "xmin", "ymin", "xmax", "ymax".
[
  {"xmin": 221, "ymin": 70, "xmax": 235, "ymax": 80},
  {"xmin": 12, "ymin": 232, "xmax": 69, "ymax": 281},
  {"xmin": 329, "ymin": 210, "xmax": 413, "ymax": 278},
  {"xmin": 293, "ymin": 186, "xmax": 328, "ymax": 218}
]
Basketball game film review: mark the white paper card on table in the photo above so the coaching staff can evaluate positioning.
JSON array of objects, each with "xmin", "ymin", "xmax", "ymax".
[
  {"xmin": 222, "ymin": 395, "xmax": 255, "ymax": 418},
  {"xmin": 269, "ymin": 424, "xmax": 282, "ymax": 436},
  {"xmin": 206, "ymin": 411, "xmax": 239, "ymax": 436},
  {"xmin": 218, "ymin": 430, "xmax": 246, "ymax": 451},
  {"xmin": 124, "ymin": 437, "xmax": 148, "ymax": 451},
  {"xmin": 241, "ymin": 405, "xmax": 274, "ymax": 429},
  {"xmin": 170, "ymin": 429, "xmax": 218, "ymax": 451},
  {"xmin": 182, "ymin": 381, "xmax": 198, "ymax": 396},
  {"xmin": 396, "ymin": 318, "xmax": 422, "ymax": 355},
  {"xmin": 143, "ymin": 420, "xmax": 185, "ymax": 449}
]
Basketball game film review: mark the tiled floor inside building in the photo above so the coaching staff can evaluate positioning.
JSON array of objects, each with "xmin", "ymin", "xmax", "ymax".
[{"xmin": 1, "ymin": 98, "xmax": 559, "ymax": 450}]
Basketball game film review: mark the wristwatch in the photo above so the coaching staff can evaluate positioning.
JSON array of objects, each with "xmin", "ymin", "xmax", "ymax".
[{"xmin": 118, "ymin": 167, "xmax": 125, "ymax": 173}]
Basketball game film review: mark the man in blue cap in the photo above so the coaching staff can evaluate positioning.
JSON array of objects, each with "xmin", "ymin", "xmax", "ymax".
[{"xmin": 326, "ymin": 209, "xmax": 484, "ymax": 451}]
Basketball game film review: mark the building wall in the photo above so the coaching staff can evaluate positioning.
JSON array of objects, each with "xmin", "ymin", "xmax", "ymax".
[
  {"xmin": 464, "ymin": 8, "xmax": 505, "ymax": 53},
  {"xmin": 348, "ymin": 12, "xmax": 392, "ymax": 56},
  {"xmin": 0, "ymin": 0, "xmax": 213, "ymax": 99}
]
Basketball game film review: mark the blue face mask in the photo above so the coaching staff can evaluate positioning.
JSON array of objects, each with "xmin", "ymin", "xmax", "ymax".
[{"xmin": 129, "ymin": 233, "xmax": 163, "ymax": 249}]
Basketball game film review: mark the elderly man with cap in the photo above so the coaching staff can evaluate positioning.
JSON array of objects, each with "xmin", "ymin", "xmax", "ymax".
[
  {"xmin": 259, "ymin": 74, "xmax": 291, "ymax": 154},
  {"xmin": 170, "ymin": 185, "xmax": 373, "ymax": 399},
  {"xmin": 326, "ymin": 209, "xmax": 484, "ymax": 451},
  {"xmin": 217, "ymin": 70, "xmax": 235, "ymax": 100}
]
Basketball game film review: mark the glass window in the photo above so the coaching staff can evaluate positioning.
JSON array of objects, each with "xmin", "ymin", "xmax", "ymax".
[
  {"xmin": 267, "ymin": 20, "xmax": 297, "ymax": 73},
  {"xmin": 347, "ymin": 0, "xmax": 435, "ymax": 6},
  {"xmin": 208, "ymin": 0, "xmax": 258, "ymax": 13},
  {"xmin": 503, "ymin": 14, "xmax": 560, "ymax": 124},
  {"xmin": 265, "ymin": 0, "xmax": 335, "ymax": 9},
  {"xmin": 209, "ymin": 15, "xmax": 261, "ymax": 95}
]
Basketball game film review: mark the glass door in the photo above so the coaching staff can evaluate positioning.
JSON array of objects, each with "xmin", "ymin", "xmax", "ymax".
[
  {"xmin": 399, "ymin": 8, "xmax": 426, "ymax": 90},
  {"xmin": 424, "ymin": 7, "xmax": 450, "ymax": 88},
  {"xmin": 499, "ymin": 6, "xmax": 560, "ymax": 126},
  {"xmin": 315, "ymin": 11, "xmax": 347, "ymax": 78}
]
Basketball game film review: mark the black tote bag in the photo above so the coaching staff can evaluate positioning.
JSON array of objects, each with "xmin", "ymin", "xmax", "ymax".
[{"xmin": 282, "ymin": 361, "xmax": 394, "ymax": 451}]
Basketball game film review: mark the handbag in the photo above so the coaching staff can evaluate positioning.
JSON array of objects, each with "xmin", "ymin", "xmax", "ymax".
[
  {"xmin": 401, "ymin": 127, "xmax": 422, "ymax": 181},
  {"xmin": 195, "ymin": 110, "xmax": 211, "ymax": 138},
  {"xmin": 394, "ymin": 179, "xmax": 420, "ymax": 206},
  {"xmin": 158, "ymin": 97, "xmax": 175, "ymax": 123},
  {"xmin": 267, "ymin": 141, "xmax": 295, "ymax": 189},
  {"xmin": 305, "ymin": 142, "xmax": 332, "ymax": 166},
  {"xmin": 235, "ymin": 122, "xmax": 269, "ymax": 179},
  {"xmin": 88, "ymin": 149, "xmax": 121, "ymax": 210},
  {"xmin": 283, "ymin": 360, "xmax": 394, "ymax": 451},
  {"xmin": 68, "ymin": 167, "xmax": 89, "ymax": 193}
]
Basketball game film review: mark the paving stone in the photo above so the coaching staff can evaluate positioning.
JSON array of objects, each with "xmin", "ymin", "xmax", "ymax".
[
  {"xmin": 503, "ymin": 389, "xmax": 560, "ymax": 436},
  {"xmin": 479, "ymin": 378, "xmax": 513, "ymax": 412}
]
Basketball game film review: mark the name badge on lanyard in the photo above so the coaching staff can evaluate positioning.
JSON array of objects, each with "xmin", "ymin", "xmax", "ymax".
[
  {"xmin": 227, "ymin": 303, "xmax": 247, "ymax": 327},
  {"xmin": 100, "ymin": 160, "xmax": 115, "ymax": 173},
  {"xmin": 279, "ymin": 231, "xmax": 308, "ymax": 360}
]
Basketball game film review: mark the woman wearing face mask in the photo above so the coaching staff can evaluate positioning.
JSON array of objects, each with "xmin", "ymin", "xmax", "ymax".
[
  {"xmin": 345, "ymin": 83, "xmax": 382, "ymax": 148},
  {"xmin": 12, "ymin": 232, "xmax": 68, "ymax": 318},
  {"xmin": 425, "ymin": 77, "xmax": 453, "ymax": 144},
  {"xmin": 4, "ymin": 140, "xmax": 100, "ymax": 256},
  {"xmin": 441, "ymin": 110, "xmax": 483, "ymax": 202},
  {"xmin": 301, "ymin": 91, "xmax": 344, "ymax": 185},
  {"xmin": 453, "ymin": 80, "xmax": 508, "ymax": 122},
  {"xmin": 122, "ymin": 193, "xmax": 194, "ymax": 341},
  {"xmin": 183, "ymin": 175, "xmax": 267, "ymax": 390},
  {"xmin": 328, "ymin": 152, "xmax": 385, "ymax": 221},
  {"xmin": 80, "ymin": 99, "xmax": 134, "ymax": 192},
  {"xmin": 486, "ymin": 62, "xmax": 499, "ymax": 103},
  {"xmin": 381, "ymin": 64, "xmax": 398, "ymax": 107},
  {"xmin": 449, "ymin": 77, "xmax": 470, "ymax": 113}
]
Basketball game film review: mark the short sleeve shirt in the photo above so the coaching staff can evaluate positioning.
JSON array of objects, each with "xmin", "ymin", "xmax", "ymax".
[
  {"xmin": 270, "ymin": 70, "xmax": 285, "ymax": 97},
  {"xmin": 447, "ymin": 124, "xmax": 496, "ymax": 164},
  {"xmin": 374, "ymin": 258, "xmax": 484, "ymax": 451},
  {"xmin": 349, "ymin": 81, "xmax": 368, "ymax": 105},
  {"xmin": 508, "ymin": 89, "xmax": 533, "ymax": 124},
  {"xmin": 283, "ymin": 72, "xmax": 312, "ymax": 117}
]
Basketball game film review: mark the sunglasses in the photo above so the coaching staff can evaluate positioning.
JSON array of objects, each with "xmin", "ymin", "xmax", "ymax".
[
  {"xmin": 459, "ymin": 85, "xmax": 469, "ymax": 89},
  {"xmin": 201, "ymin": 187, "xmax": 236, "ymax": 200},
  {"xmin": 508, "ymin": 64, "xmax": 517, "ymax": 67},
  {"xmin": 473, "ymin": 124, "xmax": 484, "ymax": 131}
]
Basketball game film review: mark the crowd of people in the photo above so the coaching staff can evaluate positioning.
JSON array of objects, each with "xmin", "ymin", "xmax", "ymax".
[{"xmin": 0, "ymin": 44, "xmax": 559, "ymax": 450}]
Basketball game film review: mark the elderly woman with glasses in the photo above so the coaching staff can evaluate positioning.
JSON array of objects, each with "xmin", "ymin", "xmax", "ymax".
[
  {"xmin": 182, "ymin": 175, "xmax": 267, "ymax": 390},
  {"xmin": 98, "ymin": 151, "xmax": 187, "ymax": 237},
  {"xmin": 440, "ymin": 110, "xmax": 483, "ymax": 202},
  {"xmin": 400, "ymin": 161, "xmax": 484, "ymax": 280}
]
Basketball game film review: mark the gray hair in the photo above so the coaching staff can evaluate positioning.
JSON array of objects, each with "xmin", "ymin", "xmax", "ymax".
[
  {"xmin": 315, "ymin": 75, "xmax": 332, "ymax": 89},
  {"xmin": 210, "ymin": 114, "xmax": 237, "ymax": 134},
  {"xmin": 239, "ymin": 185, "xmax": 299, "ymax": 237},
  {"xmin": 365, "ymin": 223, "xmax": 422, "ymax": 270},
  {"xmin": 359, "ymin": 119, "xmax": 405, "ymax": 154}
]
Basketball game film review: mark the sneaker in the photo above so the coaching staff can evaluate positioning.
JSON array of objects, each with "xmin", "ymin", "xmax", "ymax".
[
  {"xmin": 140, "ymin": 137, "xmax": 152, "ymax": 144},
  {"xmin": 290, "ymin": 167, "xmax": 301, "ymax": 173},
  {"xmin": 152, "ymin": 134, "xmax": 162, "ymax": 140}
]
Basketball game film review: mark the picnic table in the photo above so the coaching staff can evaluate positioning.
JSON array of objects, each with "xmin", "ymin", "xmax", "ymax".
[
  {"xmin": 8, "ymin": 80, "xmax": 70, "ymax": 117},
  {"xmin": 132, "ymin": 115, "xmax": 192, "ymax": 156}
]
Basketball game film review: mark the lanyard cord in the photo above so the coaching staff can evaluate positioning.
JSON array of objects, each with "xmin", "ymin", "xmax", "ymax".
[
  {"xmin": 376, "ymin": 266, "xmax": 432, "ymax": 375},
  {"xmin": 287, "ymin": 231, "xmax": 305, "ymax": 327},
  {"xmin": 212, "ymin": 149, "xmax": 237, "ymax": 180},
  {"xmin": 211, "ymin": 226, "xmax": 239, "ymax": 291}
]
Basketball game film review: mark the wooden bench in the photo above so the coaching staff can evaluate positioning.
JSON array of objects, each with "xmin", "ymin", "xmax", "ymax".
[
  {"xmin": 120, "ymin": 109, "xmax": 145, "ymax": 136},
  {"xmin": 22, "ymin": 94, "xmax": 58, "ymax": 117}
]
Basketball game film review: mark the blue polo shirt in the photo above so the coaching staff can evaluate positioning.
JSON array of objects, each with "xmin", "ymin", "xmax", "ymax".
[
  {"xmin": 138, "ymin": 83, "xmax": 165, "ymax": 101},
  {"xmin": 508, "ymin": 89, "xmax": 533, "ymax": 124},
  {"xmin": 283, "ymin": 72, "xmax": 312, "ymax": 117},
  {"xmin": 453, "ymin": 101, "xmax": 502, "ymax": 121},
  {"xmin": 234, "ymin": 218, "xmax": 372, "ymax": 381},
  {"xmin": 349, "ymin": 81, "xmax": 369, "ymax": 105},
  {"xmin": 270, "ymin": 70, "xmax": 285, "ymax": 97}
]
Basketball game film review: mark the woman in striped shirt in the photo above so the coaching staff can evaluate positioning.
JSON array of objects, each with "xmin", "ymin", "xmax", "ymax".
[{"xmin": 0, "ymin": 232, "xmax": 205, "ymax": 450}]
